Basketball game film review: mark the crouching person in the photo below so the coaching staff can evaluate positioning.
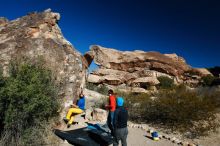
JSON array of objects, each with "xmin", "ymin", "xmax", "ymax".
[
  {"xmin": 64, "ymin": 93, "xmax": 85, "ymax": 128},
  {"xmin": 113, "ymin": 97, "xmax": 128, "ymax": 146}
]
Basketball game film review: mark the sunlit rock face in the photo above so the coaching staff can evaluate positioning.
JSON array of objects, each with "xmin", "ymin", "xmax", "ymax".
[
  {"xmin": 84, "ymin": 45, "xmax": 212, "ymax": 92},
  {"xmin": 0, "ymin": 9, "xmax": 87, "ymax": 102}
]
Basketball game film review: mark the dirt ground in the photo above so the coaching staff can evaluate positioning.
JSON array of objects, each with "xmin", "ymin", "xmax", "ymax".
[{"xmin": 58, "ymin": 124, "xmax": 178, "ymax": 146}]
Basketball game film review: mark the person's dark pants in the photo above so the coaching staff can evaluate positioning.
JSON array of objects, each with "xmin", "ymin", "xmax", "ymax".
[
  {"xmin": 113, "ymin": 127, "xmax": 128, "ymax": 146},
  {"xmin": 107, "ymin": 111, "xmax": 115, "ymax": 134}
]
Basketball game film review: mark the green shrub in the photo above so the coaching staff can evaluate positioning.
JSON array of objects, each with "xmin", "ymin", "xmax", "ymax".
[
  {"xmin": 201, "ymin": 75, "xmax": 216, "ymax": 86},
  {"xmin": 157, "ymin": 76, "xmax": 174, "ymax": 89},
  {"xmin": 119, "ymin": 85, "xmax": 220, "ymax": 137},
  {"xmin": 208, "ymin": 66, "xmax": 220, "ymax": 77},
  {"xmin": 86, "ymin": 82, "xmax": 109, "ymax": 95},
  {"xmin": 117, "ymin": 91, "xmax": 151, "ymax": 121},
  {"xmin": 0, "ymin": 59, "xmax": 60, "ymax": 145}
]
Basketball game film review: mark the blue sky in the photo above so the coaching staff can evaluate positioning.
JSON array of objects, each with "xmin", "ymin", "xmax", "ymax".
[{"xmin": 0, "ymin": 0, "xmax": 220, "ymax": 68}]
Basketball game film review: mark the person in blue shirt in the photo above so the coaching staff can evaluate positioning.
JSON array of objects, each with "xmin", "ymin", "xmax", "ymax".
[{"xmin": 65, "ymin": 93, "xmax": 85, "ymax": 128}]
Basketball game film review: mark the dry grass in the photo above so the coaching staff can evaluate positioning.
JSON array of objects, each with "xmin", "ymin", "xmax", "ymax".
[{"xmin": 117, "ymin": 85, "xmax": 220, "ymax": 138}]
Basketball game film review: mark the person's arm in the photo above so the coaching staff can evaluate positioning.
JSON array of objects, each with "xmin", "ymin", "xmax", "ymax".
[{"xmin": 70, "ymin": 104, "xmax": 78, "ymax": 108}]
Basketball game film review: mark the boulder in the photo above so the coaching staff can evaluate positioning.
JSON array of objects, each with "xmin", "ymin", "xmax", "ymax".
[
  {"xmin": 92, "ymin": 108, "xmax": 108, "ymax": 122},
  {"xmin": 194, "ymin": 68, "xmax": 212, "ymax": 76},
  {"xmin": 102, "ymin": 74, "xmax": 122, "ymax": 85},
  {"xmin": 132, "ymin": 77, "xmax": 160, "ymax": 86},
  {"xmin": 84, "ymin": 45, "xmax": 211, "ymax": 91},
  {"xmin": 93, "ymin": 68, "xmax": 127, "ymax": 76},
  {"xmin": 87, "ymin": 74, "xmax": 103, "ymax": 83},
  {"xmin": 83, "ymin": 88, "xmax": 107, "ymax": 108},
  {"xmin": 88, "ymin": 45, "xmax": 190, "ymax": 77},
  {"xmin": 0, "ymin": 10, "xmax": 86, "ymax": 107},
  {"xmin": 105, "ymin": 84, "xmax": 149, "ymax": 93},
  {"xmin": 0, "ymin": 17, "xmax": 8, "ymax": 27},
  {"xmin": 85, "ymin": 108, "xmax": 93, "ymax": 121}
]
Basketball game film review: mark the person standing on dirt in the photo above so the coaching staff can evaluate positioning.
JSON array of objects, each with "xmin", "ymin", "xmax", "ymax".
[
  {"xmin": 113, "ymin": 97, "xmax": 128, "ymax": 146},
  {"xmin": 105, "ymin": 89, "xmax": 116, "ymax": 134}
]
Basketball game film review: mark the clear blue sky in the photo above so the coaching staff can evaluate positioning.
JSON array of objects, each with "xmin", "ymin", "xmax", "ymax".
[{"xmin": 1, "ymin": 0, "xmax": 220, "ymax": 68}]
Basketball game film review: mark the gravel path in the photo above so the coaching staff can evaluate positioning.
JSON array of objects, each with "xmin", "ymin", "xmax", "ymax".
[
  {"xmin": 59, "ymin": 125, "xmax": 177, "ymax": 146},
  {"xmin": 125, "ymin": 127, "xmax": 177, "ymax": 146}
]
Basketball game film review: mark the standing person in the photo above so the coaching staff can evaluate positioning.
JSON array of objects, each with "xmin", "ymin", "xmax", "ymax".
[
  {"xmin": 64, "ymin": 93, "xmax": 85, "ymax": 128},
  {"xmin": 105, "ymin": 89, "xmax": 116, "ymax": 135},
  {"xmin": 113, "ymin": 97, "xmax": 128, "ymax": 146}
]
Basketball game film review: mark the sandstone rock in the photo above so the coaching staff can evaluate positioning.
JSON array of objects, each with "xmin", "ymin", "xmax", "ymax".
[
  {"xmin": 182, "ymin": 141, "xmax": 189, "ymax": 146},
  {"xmin": 0, "ymin": 10, "xmax": 86, "ymax": 110},
  {"xmin": 171, "ymin": 137, "xmax": 177, "ymax": 143},
  {"xmin": 105, "ymin": 84, "xmax": 149, "ymax": 93},
  {"xmin": 0, "ymin": 17, "xmax": 8, "ymax": 27},
  {"xmin": 88, "ymin": 45, "xmax": 190, "ymax": 77},
  {"xmin": 92, "ymin": 108, "xmax": 108, "ymax": 122},
  {"xmin": 83, "ymin": 51, "xmax": 94, "ymax": 68},
  {"xmin": 93, "ymin": 68, "xmax": 128, "ymax": 76},
  {"xmin": 194, "ymin": 68, "xmax": 212, "ymax": 76},
  {"xmin": 85, "ymin": 108, "xmax": 93, "ymax": 121},
  {"xmin": 87, "ymin": 74, "xmax": 103, "ymax": 83},
  {"xmin": 85, "ymin": 45, "xmax": 210, "ymax": 92},
  {"xmin": 162, "ymin": 134, "xmax": 169, "ymax": 139},
  {"xmin": 188, "ymin": 143, "xmax": 196, "ymax": 146},
  {"xmin": 74, "ymin": 112, "xmax": 86, "ymax": 123},
  {"xmin": 83, "ymin": 88, "xmax": 107, "ymax": 108},
  {"xmin": 132, "ymin": 77, "xmax": 160, "ymax": 85},
  {"xmin": 164, "ymin": 53, "xmax": 186, "ymax": 63}
]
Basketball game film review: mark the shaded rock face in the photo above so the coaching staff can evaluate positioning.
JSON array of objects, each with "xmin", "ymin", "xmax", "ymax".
[
  {"xmin": 85, "ymin": 45, "xmax": 211, "ymax": 91},
  {"xmin": 0, "ymin": 10, "xmax": 86, "ymax": 103}
]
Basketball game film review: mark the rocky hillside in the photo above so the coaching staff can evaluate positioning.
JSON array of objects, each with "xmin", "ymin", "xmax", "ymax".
[
  {"xmin": 84, "ymin": 45, "xmax": 212, "ymax": 92},
  {"xmin": 0, "ymin": 9, "xmax": 86, "ymax": 104}
]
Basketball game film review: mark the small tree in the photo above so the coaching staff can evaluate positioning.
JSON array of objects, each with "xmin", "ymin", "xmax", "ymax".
[
  {"xmin": 201, "ymin": 75, "xmax": 216, "ymax": 86},
  {"xmin": 157, "ymin": 76, "xmax": 174, "ymax": 89},
  {"xmin": 0, "ymin": 59, "xmax": 60, "ymax": 145}
]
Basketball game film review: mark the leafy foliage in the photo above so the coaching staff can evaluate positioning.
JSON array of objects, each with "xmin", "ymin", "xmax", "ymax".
[
  {"xmin": 0, "ymin": 59, "xmax": 60, "ymax": 145},
  {"xmin": 117, "ymin": 85, "xmax": 220, "ymax": 137},
  {"xmin": 157, "ymin": 76, "xmax": 174, "ymax": 89},
  {"xmin": 86, "ymin": 82, "xmax": 109, "ymax": 95},
  {"xmin": 208, "ymin": 66, "xmax": 220, "ymax": 77},
  {"xmin": 201, "ymin": 75, "xmax": 216, "ymax": 86}
]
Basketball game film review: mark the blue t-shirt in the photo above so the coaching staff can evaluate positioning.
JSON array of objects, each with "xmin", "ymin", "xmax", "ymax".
[{"xmin": 77, "ymin": 96, "xmax": 85, "ymax": 110}]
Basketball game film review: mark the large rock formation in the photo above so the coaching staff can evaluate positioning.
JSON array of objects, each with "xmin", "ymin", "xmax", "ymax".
[
  {"xmin": 85, "ymin": 45, "xmax": 212, "ymax": 92},
  {"xmin": 0, "ymin": 10, "xmax": 86, "ymax": 103}
]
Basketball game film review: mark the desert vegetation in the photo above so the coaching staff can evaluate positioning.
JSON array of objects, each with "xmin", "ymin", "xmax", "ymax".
[
  {"xmin": 88, "ymin": 76, "xmax": 220, "ymax": 138},
  {"xmin": 86, "ymin": 82, "xmax": 109, "ymax": 95},
  {"xmin": 157, "ymin": 76, "xmax": 175, "ymax": 89},
  {"xmin": 0, "ymin": 58, "xmax": 60, "ymax": 146},
  {"xmin": 118, "ymin": 85, "xmax": 220, "ymax": 138}
]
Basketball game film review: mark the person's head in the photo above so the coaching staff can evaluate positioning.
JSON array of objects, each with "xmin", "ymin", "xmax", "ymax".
[
  {"xmin": 79, "ymin": 93, "xmax": 84, "ymax": 98},
  {"xmin": 108, "ymin": 89, "xmax": 114, "ymax": 95},
  {"xmin": 116, "ymin": 97, "xmax": 124, "ymax": 107}
]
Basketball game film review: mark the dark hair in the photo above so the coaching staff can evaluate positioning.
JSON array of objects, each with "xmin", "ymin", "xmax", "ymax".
[{"xmin": 108, "ymin": 89, "xmax": 114, "ymax": 94}]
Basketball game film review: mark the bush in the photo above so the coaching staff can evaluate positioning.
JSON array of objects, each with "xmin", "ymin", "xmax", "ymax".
[
  {"xmin": 116, "ymin": 91, "xmax": 151, "ymax": 121},
  {"xmin": 201, "ymin": 75, "xmax": 216, "ymax": 86},
  {"xmin": 157, "ymin": 76, "xmax": 174, "ymax": 89},
  {"xmin": 0, "ymin": 59, "xmax": 60, "ymax": 145},
  {"xmin": 208, "ymin": 66, "xmax": 220, "ymax": 77},
  {"xmin": 118, "ymin": 85, "xmax": 220, "ymax": 137},
  {"xmin": 86, "ymin": 82, "xmax": 109, "ymax": 95}
]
